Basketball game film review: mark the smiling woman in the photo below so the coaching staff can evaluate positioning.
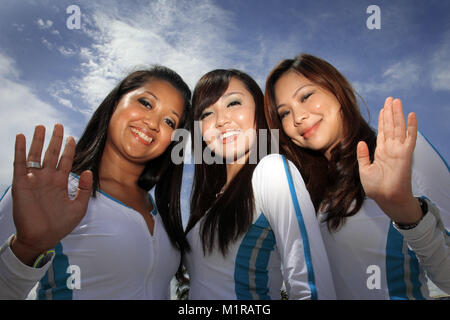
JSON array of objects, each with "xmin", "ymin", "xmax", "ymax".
[
  {"xmin": 184, "ymin": 69, "xmax": 336, "ymax": 300},
  {"xmin": 264, "ymin": 53, "xmax": 450, "ymax": 299},
  {"xmin": 0, "ymin": 66, "xmax": 192, "ymax": 299}
]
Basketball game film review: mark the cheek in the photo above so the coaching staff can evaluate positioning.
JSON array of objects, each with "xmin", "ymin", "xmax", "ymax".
[
  {"xmin": 281, "ymin": 120, "xmax": 296, "ymax": 139},
  {"xmin": 234, "ymin": 105, "xmax": 255, "ymax": 128},
  {"xmin": 200, "ymin": 120, "xmax": 218, "ymax": 145}
]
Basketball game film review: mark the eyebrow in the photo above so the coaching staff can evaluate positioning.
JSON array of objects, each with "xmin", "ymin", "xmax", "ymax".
[
  {"xmin": 172, "ymin": 110, "xmax": 180, "ymax": 119},
  {"xmin": 144, "ymin": 90, "xmax": 159, "ymax": 101},
  {"xmin": 145, "ymin": 90, "xmax": 180, "ymax": 119},
  {"xmin": 276, "ymin": 84, "xmax": 314, "ymax": 110},
  {"xmin": 221, "ymin": 91, "xmax": 244, "ymax": 98}
]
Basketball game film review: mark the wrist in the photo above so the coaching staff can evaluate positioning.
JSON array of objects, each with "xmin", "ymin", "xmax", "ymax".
[
  {"xmin": 10, "ymin": 235, "xmax": 47, "ymax": 267},
  {"xmin": 393, "ymin": 197, "xmax": 428, "ymax": 229}
]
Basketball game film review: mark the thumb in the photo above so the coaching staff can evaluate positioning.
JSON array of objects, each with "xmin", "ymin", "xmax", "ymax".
[
  {"xmin": 74, "ymin": 170, "xmax": 93, "ymax": 209},
  {"xmin": 357, "ymin": 141, "xmax": 371, "ymax": 170}
]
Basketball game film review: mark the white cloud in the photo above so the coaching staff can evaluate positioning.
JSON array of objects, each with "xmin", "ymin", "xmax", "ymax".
[
  {"xmin": 13, "ymin": 23, "xmax": 24, "ymax": 32},
  {"xmin": 37, "ymin": 18, "xmax": 53, "ymax": 29},
  {"xmin": 59, "ymin": 0, "xmax": 256, "ymax": 114},
  {"xmin": 41, "ymin": 37, "xmax": 53, "ymax": 50},
  {"xmin": 0, "ymin": 52, "xmax": 75, "ymax": 187},
  {"xmin": 58, "ymin": 46, "xmax": 76, "ymax": 57},
  {"xmin": 353, "ymin": 60, "xmax": 421, "ymax": 95},
  {"xmin": 430, "ymin": 32, "xmax": 450, "ymax": 91}
]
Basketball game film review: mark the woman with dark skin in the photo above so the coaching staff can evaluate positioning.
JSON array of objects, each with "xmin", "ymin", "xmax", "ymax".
[{"xmin": 0, "ymin": 66, "xmax": 192, "ymax": 299}]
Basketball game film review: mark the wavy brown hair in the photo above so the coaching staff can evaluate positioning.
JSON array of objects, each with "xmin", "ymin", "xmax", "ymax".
[{"xmin": 264, "ymin": 54, "xmax": 376, "ymax": 231}]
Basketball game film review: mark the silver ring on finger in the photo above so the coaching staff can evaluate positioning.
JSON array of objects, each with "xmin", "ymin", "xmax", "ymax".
[{"xmin": 26, "ymin": 161, "xmax": 42, "ymax": 169}]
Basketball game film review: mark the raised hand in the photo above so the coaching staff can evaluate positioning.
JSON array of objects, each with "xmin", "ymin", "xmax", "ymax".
[
  {"xmin": 356, "ymin": 97, "xmax": 422, "ymax": 224},
  {"xmin": 10, "ymin": 124, "xmax": 93, "ymax": 265}
]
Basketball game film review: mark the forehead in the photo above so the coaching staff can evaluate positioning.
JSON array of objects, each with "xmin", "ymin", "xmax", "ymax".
[
  {"xmin": 224, "ymin": 77, "xmax": 249, "ymax": 94},
  {"xmin": 275, "ymin": 71, "xmax": 313, "ymax": 93},
  {"xmin": 206, "ymin": 77, "xmax": 252, "ymax": 109},
  {"xmin": 136, "ymin": 79, "xmax": 184, "ymax": 112}
]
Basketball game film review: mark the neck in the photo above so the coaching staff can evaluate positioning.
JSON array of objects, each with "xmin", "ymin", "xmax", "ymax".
[
  {"xmin": 224, "ymin": 151, "xmax": 250, "ymax": 188},
  {"xmin": 99, "ymin": 143, "xmax": 146, "ymax": 189}
]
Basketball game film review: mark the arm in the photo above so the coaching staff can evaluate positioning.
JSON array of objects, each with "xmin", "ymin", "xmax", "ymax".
[
  {"xmin": 357, "ymin": 98, "xmax": 450, "ymax": 293},
  {"xmin": 394, "ymin": 197, "xmax": 450, "ymax": 294},
  {"xmin": 0, "ymin": 188, "xmax": 53, "ymax": 299},
  {"xmin": 0, "ymin": 235, "xmax": 53, "ymax": 299},
  {"xmin": 394, "ymin": 132, "xmax": 450, "ymax": 293},
  {"xmin": 0, "ymin": 125, "xmax": 92, "ymax": 299},
  {"xmin": 252, "ymin": 154, "xmax": 336, "ymax": 300}
]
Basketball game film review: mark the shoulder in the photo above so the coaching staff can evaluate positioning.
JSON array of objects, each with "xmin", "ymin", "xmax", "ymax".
[
  {"xmin": 252, "ymin": 154, "xmax": 307, "ymax": 197},
  {"xmin": 413, "ymin": 131, "xmax": 449, "ymax": 172},
  {"xmin": 253, "ymin": 154, "xmax": 305, "ymax": 183},
  {"xmin": 252, "ymin": 154, "xmax": 287, "ymax": 184},
  {"xmin": 0, "ymin": 186, "xmax": 11, "ymax": 204}
]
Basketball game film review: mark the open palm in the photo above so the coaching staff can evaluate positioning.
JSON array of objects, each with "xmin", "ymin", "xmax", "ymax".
[
  {"xmin": 12, "ymin": 124, "xmax": 92, "ymax": 255},
  {"xmin": 357, "ymin": 98, "xmax": 418, "ymax": 221}
]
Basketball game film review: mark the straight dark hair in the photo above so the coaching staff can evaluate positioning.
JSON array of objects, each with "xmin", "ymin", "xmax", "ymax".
[
  {"xmin": 71, "ymin": 66, "xmax": 192, "ymax": 251},
  {"xmin": 264, "ymin": 54, "xmax": 377, "ymax": 231},
  {"xmin": 186, "ymin": 69, "xmax": 270, "ymax": 256}
]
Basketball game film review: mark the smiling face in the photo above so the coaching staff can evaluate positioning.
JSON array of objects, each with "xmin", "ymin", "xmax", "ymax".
[
  {"xmin": 274, "ymin": 70, "xmax": 344, "ymax": 159},
  {"xmin": 106, "ymin": 79, "xmax": 184, "ymax": 164},
  {"xmin": 199, "ymin": 77, "xmax": 256, "ymax": 163}
]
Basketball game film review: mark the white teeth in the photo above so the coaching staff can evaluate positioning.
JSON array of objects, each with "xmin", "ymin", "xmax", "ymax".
[
  {"xmin": 221, "ymin": 130, "xmax": 240, "ymax": 139},
  {"xmin": 131, "ymin": 128, "xmax": 153, "ymax": 143}
]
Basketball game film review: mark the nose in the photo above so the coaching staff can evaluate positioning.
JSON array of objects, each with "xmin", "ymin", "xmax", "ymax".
[
  {"xmin": 143, "ymin": 113, "xmax": 160, "ymax": 132},
  {"xmin": 215, "ymin": 110, "xmax": 231, "ymax": 128},
  {"xmin": 292, "ymin": 107, "xmax": 309, "ymax": 126}
]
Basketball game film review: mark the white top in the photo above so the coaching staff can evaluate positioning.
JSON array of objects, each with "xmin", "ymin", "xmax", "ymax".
[
  {"xmin": 318, "ymin": 132, "xmax": 450, "ymax": 299},
  {"xmin": 184, "ymin": 154, "xmax": 337, "ymax": 300},
  {"xmin": 0, "ymin": 174, "xmax": 180, "ymax": 299}
]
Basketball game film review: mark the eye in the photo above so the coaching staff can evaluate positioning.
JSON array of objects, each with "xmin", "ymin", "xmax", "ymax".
[
  {"xmin": 199, "ymin": 111, "xmax": 212, "ymax": 120},
  {"xmin": 301, "ymin": 92, "xmax": 313, "ymax": 103},
  {"xmin": 227, "ymin": 100, "xmax": 241, "ymax": 107},
  {"xmin": 278, "ymin": 110, "xmax": 290, "ymax": 120},
  {"xmin": 138, "ymin": 98, "xmax": 153, "ymax": 109},
  {"xmin": 164, "ymin": 118, "xmax": 176, "ymax": 129}
]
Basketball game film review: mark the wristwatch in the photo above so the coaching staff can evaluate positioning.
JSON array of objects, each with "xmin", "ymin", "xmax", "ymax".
[{"xmin": 394, "ymin": 197, "xmax": 428, "ymax": 230}]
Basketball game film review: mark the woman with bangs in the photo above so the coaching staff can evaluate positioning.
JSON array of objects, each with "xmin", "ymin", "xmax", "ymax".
[
  {"xmin": 264, "ymin": 53, "xmax": 450, "ymax": 299},
  {"xmin": 183, "ymin": 68, "xmax": 336, "ymax": 300},
  {"xmin": 0, "ymin": 66, "xmax": 191, "ymax": 299}
]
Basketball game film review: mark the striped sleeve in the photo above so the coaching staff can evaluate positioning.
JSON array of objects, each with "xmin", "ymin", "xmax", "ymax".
[
  {"xmin": 0, "ymin": 187, "xmax": 51, "ymax": 299},
  {"xmin": 397, "ymin": 132, "xmax": 450, "ymax": 294},
  {"xmin": 252, "ymin": 154, "xmax": 336, "ymax": 300}
]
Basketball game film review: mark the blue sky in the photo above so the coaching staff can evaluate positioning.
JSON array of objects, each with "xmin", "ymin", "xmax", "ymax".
[{"xmin": 0, "ymin": 0, "xmax": 449, "ymax": 224}]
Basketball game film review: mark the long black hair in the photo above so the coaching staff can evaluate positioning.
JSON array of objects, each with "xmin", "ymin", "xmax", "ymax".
[
  {"xmin": 186, "ymin": 69, "xmax": 271, "ymax": 256},
  {"xmin": 72, "ymin": 66, "xmax": 192, "ymax": 251}
]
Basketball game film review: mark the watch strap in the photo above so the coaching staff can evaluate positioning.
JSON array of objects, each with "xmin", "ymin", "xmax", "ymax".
[
  {"xmin": 394, "ymin": 196, "xmax": 429, "ymax": 230},
  {"xmin": 33, "ymin": 249, "xmax": 55, "ymax": 268}
]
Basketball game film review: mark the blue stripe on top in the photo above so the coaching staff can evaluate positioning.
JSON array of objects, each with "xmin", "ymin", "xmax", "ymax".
[
  {"xmin": 235, "ymin": 214, "xmax": 276, "ymax": 300},
  {"xmin": 38, "ymin": 242, "xmax": 72, "ymax": 300},
  {"xmin": 419, "ymin": 130, "xmax": 449, "ymax": 171},
  {"xmin": 386, "ymin": 224, "xmax": 426, "ymax": 300},
  {"xmin": 0, "ymin": 186, "xmax": 10, "ymax": 202},
  {"xmin": 407, "ymin": 250, "xmax": 426, "ymax": 300},
  {"xmin": 69, "ymin": 172, "xmax": 157, "ymax": 215},
  {"xmin": 386, "ymin": 224, "xmax": 407, "ymax": 299},
  {"xmin": 281, "ymin": 156, "xmax": 318, "ymax": 300}
]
